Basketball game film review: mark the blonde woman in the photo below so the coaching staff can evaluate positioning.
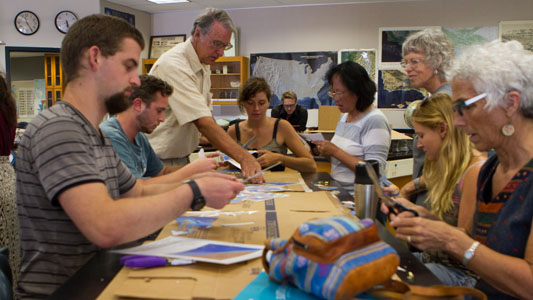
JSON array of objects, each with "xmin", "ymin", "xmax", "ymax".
[
  {"xmin": 227, "ymin": 77, "xmax": 316, "ymax": 173},
  {"xmin": 383, "ymin": 93, "xmax": 486, "ymax": 287}
]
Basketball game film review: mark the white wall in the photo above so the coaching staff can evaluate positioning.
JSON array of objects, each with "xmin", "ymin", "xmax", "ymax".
[
  {"xmin": 152, "ymin": 0, "xmax": 533, "ymax": 56},
  {"xmin": 0, "ymin": 0, "xmax": 101, "ymax": 73},
  {"xmin": 100, "ymin": 0, "xmax": 152, "ymax": 73},
  {"xmin": 151, "ymin": 0, "xmax": 533, "ymax": 128}
]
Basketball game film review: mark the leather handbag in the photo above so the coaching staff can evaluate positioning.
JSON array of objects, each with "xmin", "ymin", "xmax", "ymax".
[{"xmin": 262, "ymin": 216, "xmax": 400, "ymax": 300}]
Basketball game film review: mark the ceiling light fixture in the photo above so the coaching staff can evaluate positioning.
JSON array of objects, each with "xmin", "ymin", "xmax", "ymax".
[{"xmin": 147, "ymin": 0, "xmax": 190, "ymax": 4}]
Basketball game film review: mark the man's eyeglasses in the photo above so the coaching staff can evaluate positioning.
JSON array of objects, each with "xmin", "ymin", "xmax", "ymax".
[
  {"xmin": 210, "ymin": 39, "xmax": 233, "ymax": 51},
  {"xmin": 327, "ymin": 90, "xmax": 345, "ymax": 99},
  {"xmin": 400, "ymin": 58, "xmax": 422, "ymax": 69},
  {"xmin": 453, "ymin": 93, "xmax": 487, "ymax": 116}
]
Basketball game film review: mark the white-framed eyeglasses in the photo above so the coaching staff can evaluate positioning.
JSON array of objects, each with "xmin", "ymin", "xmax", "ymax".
[{"xmin": 453, "ymin": 93, "xmax": 487, "ymax": 116}]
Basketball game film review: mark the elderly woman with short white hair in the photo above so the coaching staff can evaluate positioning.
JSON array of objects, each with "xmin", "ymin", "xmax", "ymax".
[{"xmin": 390, "ymin": 40, "xmax": 533, "ymax": 299}]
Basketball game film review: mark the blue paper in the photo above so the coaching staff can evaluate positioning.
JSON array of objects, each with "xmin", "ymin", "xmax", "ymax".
[
  {"xmin": 234, "ymin": 271, "xmax": 321, "ymax": 300},
  {"xmin": 176, "ymin": 216, "xmax": 217, "ymax": 233},
  {"xmin": 235, "ymin": 272, "xmax": 377, "ymax": 300}
]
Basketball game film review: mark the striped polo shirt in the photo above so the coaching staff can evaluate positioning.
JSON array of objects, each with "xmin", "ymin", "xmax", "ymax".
[{"xmin": 16, "ymin": 101, "xmax": 136, "ymax": 298}]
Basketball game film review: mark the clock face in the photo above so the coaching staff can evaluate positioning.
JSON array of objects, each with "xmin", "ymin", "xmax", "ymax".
[
  {"xmin": 55, "ymin": 10, "xmax": 78, "ymax": 34},
  {"xmin": 15, "ymin": 10, "xmax": 40, "ymax": 35}
]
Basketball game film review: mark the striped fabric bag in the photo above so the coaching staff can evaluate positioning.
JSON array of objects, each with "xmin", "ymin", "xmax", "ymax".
[{"xmin": 262, "ymin": 217, "xmax": 399, "ymax": 300}]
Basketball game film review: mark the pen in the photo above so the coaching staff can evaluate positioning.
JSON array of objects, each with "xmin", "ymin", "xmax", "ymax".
[{"xmin": 242, "ymin": 162, "xmax": 281, "ymax": 183}]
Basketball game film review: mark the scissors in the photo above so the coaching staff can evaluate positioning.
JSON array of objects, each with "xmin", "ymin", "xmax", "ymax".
[
  {"xmin": 120, "ymin": 255, "xmax": 194, "ymax": 269},
  {"xmin": 364, "ymin": 163, "xmax": 419, "ymax": 218},
  {"xmin": 120, "ymin": 255, "xmax": 168, "ymax": 268}
]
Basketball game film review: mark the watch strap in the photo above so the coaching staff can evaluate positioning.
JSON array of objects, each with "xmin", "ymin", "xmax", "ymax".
[{"xmin": 185, "ymin": 180, "xmax": 205, "ymax": 211}]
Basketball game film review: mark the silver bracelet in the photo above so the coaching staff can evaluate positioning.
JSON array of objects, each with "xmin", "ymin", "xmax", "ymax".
[
  {"xmin": 463, "ymin": 241, "xmax": 481, "ymax": 266},
  {"xmin": 413, "ymin": 177, "xmax": 421, "ymax": 190}
]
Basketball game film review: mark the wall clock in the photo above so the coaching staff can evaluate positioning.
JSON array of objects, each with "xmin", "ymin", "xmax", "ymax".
[
  {"xmin": 14, "ymin": 10, "xmax": 40, "ymax": 35},
  {"xmin": 55, "ymin": 10, "xmax": 78, "ymax": 34}
]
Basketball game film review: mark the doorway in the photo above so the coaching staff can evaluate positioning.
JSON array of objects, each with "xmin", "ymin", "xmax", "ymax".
[{"xmin": 5, "ymin": 46, "xmax": 61, "ymax": 123}]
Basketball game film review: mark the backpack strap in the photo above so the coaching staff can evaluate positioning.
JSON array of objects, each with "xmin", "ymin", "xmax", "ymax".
[
  {"xmin": 235, "ymin": 121, "xmax": 241, "ymax": 143},
  {"xmin": 262, "ymin": 238, "xmax": 293, "ymax": 274},
  {"xmin": 368, "ymin": 280, "xmax": 487, "ymax": 300},
  {"xmin": 272, "ymin": 118, "xmax": 281, "ymax": 139}
]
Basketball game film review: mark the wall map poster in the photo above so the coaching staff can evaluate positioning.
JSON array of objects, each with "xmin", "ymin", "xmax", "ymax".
[
  {"xmin": 443, "ymin": 26, "xmax": 498, "ymax": 56},
  {"xmin": 379, "ymin": 26, "xmax": 440, "ymax": 67},
  {"xmin": 377, "ymin": 69, "xmax": 428, "ymax": 109},
  {"xmin": 339, "ymin": 49, "xmax": 377, "ymax": 83},
  {"xmin": 499, "ymin": 20, "xmax": 533, "ymax": 51},
  {"xmin": 250, "ymin": 52, "xmax": 337, "ymax": 108}
]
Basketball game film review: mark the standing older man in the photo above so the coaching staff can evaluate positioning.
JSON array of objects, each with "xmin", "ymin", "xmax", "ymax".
[
  {"xmin": 100, "ymin": 74, "xmax": 220, "ymax": 184},
  {"xmin": 148, "ymin": 8, "xmax": 262, "ymax": 181},
  {"xmin": 16, "ymin": 14, "xmax": 243, "ymax": 298}
]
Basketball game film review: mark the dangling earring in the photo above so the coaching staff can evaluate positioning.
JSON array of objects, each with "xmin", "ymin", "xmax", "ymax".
[
  {"xmin": 434, "ymin": 69, "xmax": 439, "ymax": 75},
  {"xmin": 501, "ymin": 123, "xmax": 515, "ymax": 136}
]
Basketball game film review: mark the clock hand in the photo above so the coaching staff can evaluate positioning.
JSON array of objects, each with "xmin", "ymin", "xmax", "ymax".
[{"xmin": 66, "ymin": 20, "xmax": 70, "ymax": 28}]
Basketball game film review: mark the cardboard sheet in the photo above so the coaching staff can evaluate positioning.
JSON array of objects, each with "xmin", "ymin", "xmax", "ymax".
[{"xmin": 97, "ymin": 172, "xmax": 351, "ymax": 300}]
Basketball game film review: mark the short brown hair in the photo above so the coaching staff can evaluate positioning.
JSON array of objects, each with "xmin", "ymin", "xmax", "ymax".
[
  {"xmin": 237, "ymin": 77, "xmax": 271, "ymax": 113},
  {"xmin": 130, "ymin": 75, "xmax": 173, "ymax": 107},
  {"xmin": 281, "ymin": 90, "xmax": 297, "ymax": 102},
  {"xmin": 61, "ymin": 14, "xmax": 145, "ymax": 84}
]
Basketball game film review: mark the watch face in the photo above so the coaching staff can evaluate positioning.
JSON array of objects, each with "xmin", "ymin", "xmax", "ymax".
[
  {"xmin": 55, "ymin": 10, "xmax": 78, "ymax": 34},
  {"xmin": 15, "ymin": 10, "xmax": 40, "ymax": 35}
]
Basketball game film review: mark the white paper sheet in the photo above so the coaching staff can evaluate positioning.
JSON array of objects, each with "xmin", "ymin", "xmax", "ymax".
[{"xmin": 113, "ymin": 236, "xmax": 264, "ymax": 265}]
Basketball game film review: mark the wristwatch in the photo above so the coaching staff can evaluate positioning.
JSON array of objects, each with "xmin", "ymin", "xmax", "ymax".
[
  {"xmin": 463, "ymin": 241, "xmax": 480, "ymax": 266},
  {"xmin": 185, "ymin": 180, "xmax": 205, "ymax": 211}
]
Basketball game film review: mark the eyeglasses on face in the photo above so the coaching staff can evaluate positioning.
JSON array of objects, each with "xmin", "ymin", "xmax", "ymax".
[
  {"xmin": 400, "ymin": 58, "xmax": 422, "ymax": 69},
  {"xmin": 327, "ymin": 90, "xmax": 345, "ymax": 99},
  {"xmin": 210, "ymin": 39, "xmax": 233, "ymax": 51},
  {"xmin": 453, "ymin": 93, "xmax": 487, "ymax": 116}
]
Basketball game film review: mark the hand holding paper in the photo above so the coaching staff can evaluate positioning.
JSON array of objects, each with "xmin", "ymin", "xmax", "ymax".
[{"xmin": 194, "ymin": 174, "xmax": 244, "ymax": 209}]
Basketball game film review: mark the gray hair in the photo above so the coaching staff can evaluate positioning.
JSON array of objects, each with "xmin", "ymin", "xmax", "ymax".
[
  {"xmin": 446, "ymin": 40, "xmax": 533, "ymax": 119},
  {"xmin": 402, "ymin": 28, "xmax": 455, "ymax": 81},
  {"xmin": 191, "ymin": 7, "xmax": 236, "ymax": 37}
]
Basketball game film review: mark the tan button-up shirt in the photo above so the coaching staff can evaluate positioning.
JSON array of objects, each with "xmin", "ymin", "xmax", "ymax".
[{"xmin": 148, "ymin": 38, "xmax": 212, "ymax": 159}]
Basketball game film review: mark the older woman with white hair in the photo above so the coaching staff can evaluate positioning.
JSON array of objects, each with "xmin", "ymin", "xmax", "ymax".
[
  {"xmin": 390, "ymin": 40, "xmax": 533, "ymax": 299},
  {"xmin": 399, "ymin": 28, "xmax": 456, "ymax": 206}
]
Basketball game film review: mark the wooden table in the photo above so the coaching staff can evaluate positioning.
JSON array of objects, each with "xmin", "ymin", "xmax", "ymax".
[{"xmin": 49, "ymin": 172, "xmax": 440, "ymax": 299}]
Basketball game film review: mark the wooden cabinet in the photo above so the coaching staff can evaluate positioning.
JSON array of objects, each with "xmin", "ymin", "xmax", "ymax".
[
  {"xmin": 44, "ymin": 54, "xmax": 63, "ymax": 107},
  {"xmin": 142, "ymin": 58, "xmax": 157, "ymax": 74},
  {"xmin": 142, "ymin": 56, "xmax": 249, "ymax": 106},
  {"xmin": 210, "ymin": 56, "xmax": 248, "ymax": 105}
]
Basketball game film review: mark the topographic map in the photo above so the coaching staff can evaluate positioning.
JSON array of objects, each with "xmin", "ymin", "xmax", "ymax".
[
  {"xmin": 377, "ymin": 69, "xmax": 427, "ymax": 109},
  {"xmin": 499, "ymin": 21, "xmax": 533, "ymax": 52},
  {"xmin": 443, "ymin": 26, "xmax": 498, "ymax": 56},
  {"xmin": 339, "ymin": 49, "xmax": 376, "ymax": 83},
  {"xmin": 250, "ymin": 52, "xmax": 337, "ymax": 107}
]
